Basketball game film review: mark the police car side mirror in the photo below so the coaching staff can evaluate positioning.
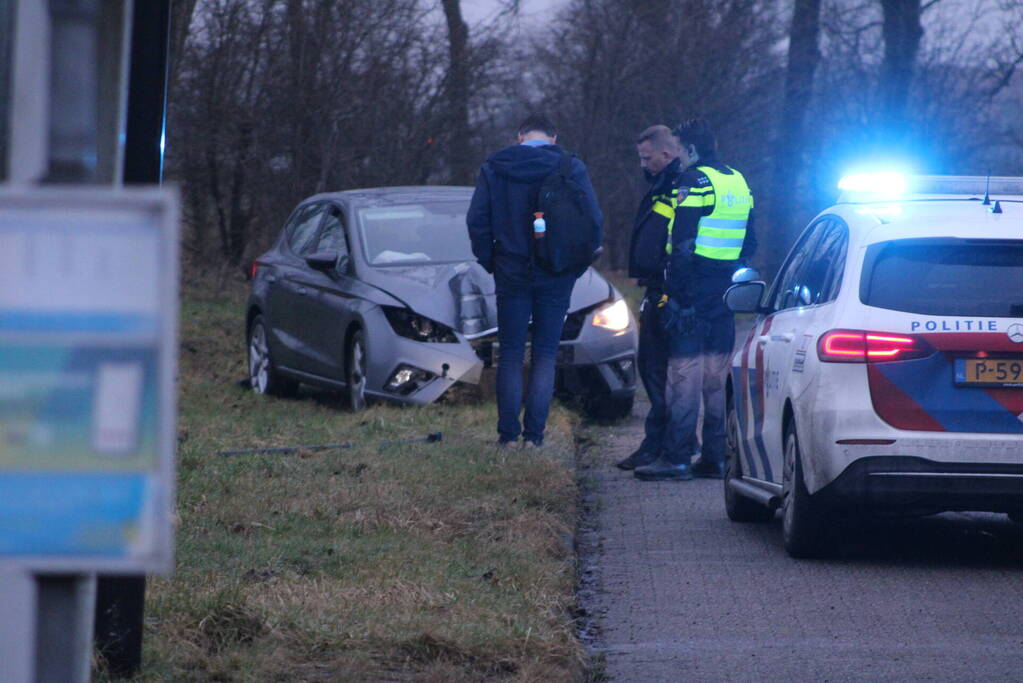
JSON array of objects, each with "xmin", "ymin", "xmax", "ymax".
[
  {"xmin": 723, "ymin": 281, "xmax": 766, "ymax": 313},
  {"xmin": 732, "ymin": 266, "xmax": 761, "ymax": 283}
]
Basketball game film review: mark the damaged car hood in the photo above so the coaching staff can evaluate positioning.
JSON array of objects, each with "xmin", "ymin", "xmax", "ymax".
[{"xmin": 357, "ymin": 262, "xmax": 613, "ymax": 337}]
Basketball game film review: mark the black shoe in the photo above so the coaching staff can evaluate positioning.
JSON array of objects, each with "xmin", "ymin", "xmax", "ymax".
[
  {"xmin": 634, "ymin": 456, "xmax": 693, "ymax": 481},
  {"xmin": 615, "ymin": 449, "xmax": 658, "ymax": 470},
  {"xmin": 691, "ymin": 460, "xmax": 726, "ymax": 479}
]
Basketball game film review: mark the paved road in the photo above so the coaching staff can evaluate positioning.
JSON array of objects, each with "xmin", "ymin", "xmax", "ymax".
[{"xmin": 582, "ymin": 400, "xmax": 1023, "ymax": 682}]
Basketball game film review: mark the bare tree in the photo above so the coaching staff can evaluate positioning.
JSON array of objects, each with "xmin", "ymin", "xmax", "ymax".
[
  {"xmin": 441, "ymin": 0, "xmax": 473, "ymax": 184},
  {"xmin": 769, "ymin": 0, "xmax": 823, "ymax": 266},
  {"xmin": 530, "ymin": 0, "xmax": 781, "ymax": 270}
]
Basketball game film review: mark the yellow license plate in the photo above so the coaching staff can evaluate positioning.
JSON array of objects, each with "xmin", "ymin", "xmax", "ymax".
[{"xmin": 955, "ymin": 358, "xmax": 1023, "ymax": 387}]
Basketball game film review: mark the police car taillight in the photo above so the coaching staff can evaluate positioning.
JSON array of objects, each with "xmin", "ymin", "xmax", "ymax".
[{"xmin": 817, "ymin": 330, "xmax": 933, "ymax": 363}]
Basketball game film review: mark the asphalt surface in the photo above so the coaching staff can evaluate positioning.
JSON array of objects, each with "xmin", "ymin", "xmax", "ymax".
[{"xmin": 582, "ymin": 399, "xmax": 1023, "ymax": 682}]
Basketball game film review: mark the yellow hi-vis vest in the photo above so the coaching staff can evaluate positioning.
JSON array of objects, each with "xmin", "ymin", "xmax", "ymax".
[{"xmin": 688, "ymin": 165, "xmax": 753, "ymax": 261}]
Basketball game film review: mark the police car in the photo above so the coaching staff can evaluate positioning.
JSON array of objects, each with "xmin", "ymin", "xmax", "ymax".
[{"xmin": 722, "ymin": 173, "xmax": 1023, "ymax": 557}]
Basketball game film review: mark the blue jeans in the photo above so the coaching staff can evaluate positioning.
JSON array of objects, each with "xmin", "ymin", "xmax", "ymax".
[{"xmin": 495, "ymin": 268, "xmax": 575, "ymax": 444}]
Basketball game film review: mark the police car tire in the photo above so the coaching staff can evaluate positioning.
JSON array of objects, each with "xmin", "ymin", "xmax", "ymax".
[
  {"xmin": 782, "ymin": 424, "xmax": 829, "ymax": 559},
  {"xmin": 724, "ymin": 402, "xmax": 774, "ymax": 523},
  {"xmin": 248, "ymin": 315, "xmax": 299, "ymax": 398}
]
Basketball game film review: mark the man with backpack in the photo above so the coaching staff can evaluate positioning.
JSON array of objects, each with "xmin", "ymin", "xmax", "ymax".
[{"xmin": 467, "ymin": 113, "xmax": 603, "ymax": 447}]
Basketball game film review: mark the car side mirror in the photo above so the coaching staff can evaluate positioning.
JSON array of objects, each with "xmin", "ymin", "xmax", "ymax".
[
  {"xmin": 336, "ymin": 253, "xmax": 351, "ymax": 275},
  {"xmin": 723, "ymin": 281, "xmax": 766, "ymax": 313},
  {"xmin": 732, "ymin": 266, "xmax": 761, "ymax": 283},
  {"xmin": 305, "ymin": 250, "xmax": 339, "ymax": 272}
]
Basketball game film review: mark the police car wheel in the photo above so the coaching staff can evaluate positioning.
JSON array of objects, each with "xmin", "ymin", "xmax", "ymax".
[
  {"xmin": 781, "ymin": 423, "xmax": 830, "ymax": 558},
  {"xmin": 724, "ymin": 400, "xmax": 774, "ymax": 523},
  {"xmin": 248, "ymin": 316, "xmax": 298, "ymax": 397}
]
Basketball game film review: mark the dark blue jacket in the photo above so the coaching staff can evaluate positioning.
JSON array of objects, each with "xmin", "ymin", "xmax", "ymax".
[{"xmin": 467, "ymin": 143, "xmax": 603, "ymax": 281}]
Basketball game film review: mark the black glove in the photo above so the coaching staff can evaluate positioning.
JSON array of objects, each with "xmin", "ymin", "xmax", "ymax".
[{"xmin": 658, "ymin": 296, "xmax": 697, "ymax": 336}]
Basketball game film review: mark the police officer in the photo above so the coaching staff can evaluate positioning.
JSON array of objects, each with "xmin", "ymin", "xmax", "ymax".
[
  {"xmin": 633, "ymin": 118, "xmax": 757, "ymax": 481},
  {"xmin": 615, "ymin": 124, "xmax": 686, "ymax": 471}
]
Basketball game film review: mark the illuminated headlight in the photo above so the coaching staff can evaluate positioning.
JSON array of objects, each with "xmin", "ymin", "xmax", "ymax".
[
  {"xmin": 385, "ymin": 364, "xmax": 434, "ymax": 395},
  {"xmin": 592, "ymin": 298, "xmax": 631, "ymax": 331}
]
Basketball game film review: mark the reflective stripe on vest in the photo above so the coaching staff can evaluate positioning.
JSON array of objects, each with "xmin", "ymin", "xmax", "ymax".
[
  {"xmin": 651, "ymin": 189, "xmax": 679, "ymax": 254},
  {"xmin": 694, "ymin": 165, "xmax": 752, "ymax": 261}
]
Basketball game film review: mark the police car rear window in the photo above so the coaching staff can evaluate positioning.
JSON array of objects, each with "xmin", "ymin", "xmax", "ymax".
[{"xmin": 860, "ymin": 238, "xmax": 1023, "ymax": 317}]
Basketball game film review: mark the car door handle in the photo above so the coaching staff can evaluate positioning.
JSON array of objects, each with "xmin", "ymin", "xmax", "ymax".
[
  {"xmin": 267, "ymin": 275, "xmax": 277, "ymax": 282},
  {"xmin": 297, "ymin": 287, "xmax": 308, "ymax": 296},
  {"xmin": 770, "ymin": 333, "xmax": 794, "ymax": 343}
]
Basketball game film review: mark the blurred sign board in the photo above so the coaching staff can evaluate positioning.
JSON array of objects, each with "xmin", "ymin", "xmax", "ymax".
[{"xmin": 0, "ymin": 188, "xmax": 178, "ymax": 573}]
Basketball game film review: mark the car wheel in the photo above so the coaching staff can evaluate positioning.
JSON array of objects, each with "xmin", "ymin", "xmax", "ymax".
[
  {"xmin": 248, "ymin": 315, "xmax": 298, "ymax": 397},
  {"xmin": 724, "ymin": 399, "xmax": 774, "ymax": 523},
  {"xmin": 347, "ymin": 329, "xmax": 368, "ymax": 412},
  {"xmin": 781, "ymin": 422, "xmax": 830, "ymax": 558},
  {"xmin": 583, "ymin": 393, "xmax": 634, "ymax": 421}
]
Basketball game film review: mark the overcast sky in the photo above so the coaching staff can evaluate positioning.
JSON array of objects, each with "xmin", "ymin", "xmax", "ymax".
[{"xmin": 460, "ymin": 0, "xmax": 566, "ymax": 26}]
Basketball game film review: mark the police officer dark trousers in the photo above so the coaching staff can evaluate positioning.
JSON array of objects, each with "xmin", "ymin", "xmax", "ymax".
[
  {"xmin": 616, "ymin": 125, "xmax": 685, "ymax": 471},
  {"xmin": 634, "ymin": 119, "xmax": 756, "ymax": 481}
]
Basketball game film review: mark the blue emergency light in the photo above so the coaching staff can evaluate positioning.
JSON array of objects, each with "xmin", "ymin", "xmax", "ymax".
[{"xmin": 837, "ymin": 171, "xmax": 908, "ymax": 200}]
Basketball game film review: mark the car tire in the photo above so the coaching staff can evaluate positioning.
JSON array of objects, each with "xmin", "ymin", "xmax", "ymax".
[
  {"xmin": 724, "ymin": 399, "xmax": 774, "ymax": 523},
  {"xmin": 583, "ymin": 393, "xmax": 634, "ymax": 421},
  {"xmin": 248, "ymin": 315, "xmax": 298, "ymax": 397},
  {"xmin": 347, "ymin": 329, "xmax": 368, "ymax": 412},
  {"xmin": 781, "ymin": 422, "xmax": 830, "ymax": 558}
]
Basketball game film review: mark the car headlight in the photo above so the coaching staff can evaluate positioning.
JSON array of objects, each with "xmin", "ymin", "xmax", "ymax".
[
  {"xmin": 382, "ymin": 306, "xmax": 458, "ymax": 343},
  {"xmin": 591, "ymin": 298, "xmax": 631, "ymax": 331}
]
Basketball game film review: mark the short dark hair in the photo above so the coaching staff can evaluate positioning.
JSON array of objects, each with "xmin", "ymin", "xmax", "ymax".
[
  {"xmin": 517, "ymin": 113, "xmax": 557, "ymax": 138},
  {"xmin": 674, "ymin": 118, "xmax": 717, "ymax": 160}
]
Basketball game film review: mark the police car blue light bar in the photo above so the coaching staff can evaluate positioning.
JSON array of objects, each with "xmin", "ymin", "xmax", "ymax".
[{"xmin": 837, "ymin": 171, "xmax": 908, "ymax": 200}]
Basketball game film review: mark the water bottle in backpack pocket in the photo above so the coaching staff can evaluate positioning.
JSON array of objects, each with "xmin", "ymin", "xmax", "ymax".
[{"xmin": 533, "ymin": 152, "xmax": 600, "ymax": 274}]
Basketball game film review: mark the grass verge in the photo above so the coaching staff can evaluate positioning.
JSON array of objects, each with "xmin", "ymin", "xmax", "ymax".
[{"xmin": 117, "ymin": 272, "xmax": 585, "ymax": 681}]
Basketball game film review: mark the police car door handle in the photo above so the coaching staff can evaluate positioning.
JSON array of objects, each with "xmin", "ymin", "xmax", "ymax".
[{"xmin": 770, "ymin": 333, "xmax": 794, "ymax": 343}]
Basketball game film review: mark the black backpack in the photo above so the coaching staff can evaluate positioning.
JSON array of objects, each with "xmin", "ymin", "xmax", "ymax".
[{"xmin": 534, "ymin": 152, "xmax": 601, "ymax": 274}]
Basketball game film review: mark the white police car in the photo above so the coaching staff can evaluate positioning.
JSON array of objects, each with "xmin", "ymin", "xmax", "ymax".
[{"xmin": 722, "ymin": 173, "xmax": 1023, "ymax": 557}]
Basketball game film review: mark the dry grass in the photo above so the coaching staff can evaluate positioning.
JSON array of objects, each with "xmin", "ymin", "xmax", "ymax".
[{"xmin": 124, "ymin": 270, "xmax": 586, "ymax": 681}]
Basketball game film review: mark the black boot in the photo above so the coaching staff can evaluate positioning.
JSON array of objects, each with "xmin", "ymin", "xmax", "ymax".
[
  {"xmin": 615, "ymin": 448, "xmax": 658, "ymax": 471},
  {"xmin": 634, "ymin": 456, "xmax": 693, "ymax": 481}
]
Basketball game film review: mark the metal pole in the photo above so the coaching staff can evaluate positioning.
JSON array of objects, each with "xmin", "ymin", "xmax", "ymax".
[
  {"xmin": 93, "ymin": 1, "xmax": 170, "ymax": 678},
  {"xmin": 0, "ymin": 567, "xmax": 36, "ymax": 682}
]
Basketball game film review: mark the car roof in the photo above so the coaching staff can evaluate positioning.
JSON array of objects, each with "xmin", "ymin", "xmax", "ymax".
[
  {"xmin": 303, "ymin": 186, "xmax": 474, "ymax": 208},
  {"xmin": 823, "ymin": 174, "xmax": 1023, "ymax": 247}
]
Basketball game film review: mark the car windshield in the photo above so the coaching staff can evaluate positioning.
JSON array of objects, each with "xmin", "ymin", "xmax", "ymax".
[
  {"xmin": 357, "ymin": 201, "xmax": 475, "ymax": 266},
  {"xmin": 861, "ymin": 238, "xmax": 1023, "ymax": 317}
]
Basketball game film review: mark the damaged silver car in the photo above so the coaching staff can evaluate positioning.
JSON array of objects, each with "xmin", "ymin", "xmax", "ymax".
[{"xmin": 245, "ymin": 186, "xmax": 637, "ymax": 418}]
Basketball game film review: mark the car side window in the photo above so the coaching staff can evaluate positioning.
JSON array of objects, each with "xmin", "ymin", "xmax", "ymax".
[
  {"xmin": 807, "ymin": 222, "xmax": 848, "ymax": 304},
  {"xmin": 772, "ymin": 221, "xmax": 829, "ymax": 310},
  {"xmin": 286, "ymin": 204, "xmax": 325, "ymax": 256},
  {"xmin": 313, "ymin": 207, "xmax": 350, "ymax": 258}
]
